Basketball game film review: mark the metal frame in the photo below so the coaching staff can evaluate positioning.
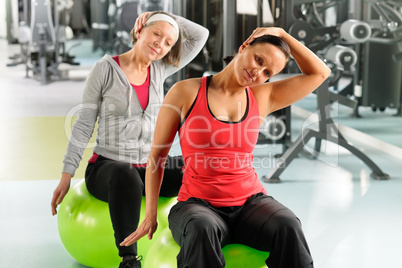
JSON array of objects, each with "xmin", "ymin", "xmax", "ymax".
[{"xmin": 262, "ymin": 77, "xmax": 390, "ymax": 183}]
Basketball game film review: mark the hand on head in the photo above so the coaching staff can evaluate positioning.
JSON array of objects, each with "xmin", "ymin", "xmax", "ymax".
[
  {"xmin": 241, "ymin": 27, "xmax": 284, "ymax": 51},
  {"xmin": 134, "ymin": 12, "xmax": 152, "ymax": 35}
]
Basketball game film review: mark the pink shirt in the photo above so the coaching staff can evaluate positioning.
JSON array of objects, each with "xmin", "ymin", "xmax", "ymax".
[
  {"xmin": 88, "ymin": 55, "xmax": 150, "ymax": 167},
  {"xmin": 112, "ymin": 55, "xmax": 149, "ymax": 111}
]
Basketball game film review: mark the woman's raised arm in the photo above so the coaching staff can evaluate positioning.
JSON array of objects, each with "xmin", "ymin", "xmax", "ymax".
[{"xmin": 249, "ymin": 27, "xmax": 331, "ymax": 115}]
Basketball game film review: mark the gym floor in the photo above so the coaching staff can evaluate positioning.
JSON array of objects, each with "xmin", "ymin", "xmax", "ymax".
[{"xmin": 1, "ymin": 38, "xmax": 401, "ymax": 268}]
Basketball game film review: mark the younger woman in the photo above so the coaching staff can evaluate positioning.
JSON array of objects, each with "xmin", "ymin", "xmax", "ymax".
[{"xmin": 121, "ymin": 27, "xmax": 330, "ymax": 268}]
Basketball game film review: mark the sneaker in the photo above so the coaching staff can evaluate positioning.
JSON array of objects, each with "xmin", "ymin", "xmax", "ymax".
[{"xmin": 118, "ymin": 255, "xmax": 143, "ymax": 268}]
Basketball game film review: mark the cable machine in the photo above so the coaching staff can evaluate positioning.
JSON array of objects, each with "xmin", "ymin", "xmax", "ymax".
[{"xmin": 261, "ymin": 0, "xmax": 392, "ymax": 182}]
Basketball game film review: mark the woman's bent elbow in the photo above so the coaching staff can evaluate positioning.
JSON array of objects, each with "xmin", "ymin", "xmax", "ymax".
[{"xmin": 322, "ymin": 65, "xmax": 331, "ymax": 79}]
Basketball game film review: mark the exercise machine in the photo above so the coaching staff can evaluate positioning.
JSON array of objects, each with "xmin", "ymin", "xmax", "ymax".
[
  {"xmin": 7, "ymin": 0, "xmax": 80, "ymax": 84},
  {"xmin": 261, "ymin": 0, "xmax": 392, "ymax": 182},
  {"xmin": 262, "ymin": 75, "xmax": 390, "ymax": 183},
  {"xmin": 270, "ymin": 0, "xmax": 401, "ymax": 116}
]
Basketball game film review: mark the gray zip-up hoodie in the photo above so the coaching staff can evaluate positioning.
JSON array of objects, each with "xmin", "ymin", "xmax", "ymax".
[{"xmin": 62, "ymin": 15, "xmax": 209, "ymax": 176}]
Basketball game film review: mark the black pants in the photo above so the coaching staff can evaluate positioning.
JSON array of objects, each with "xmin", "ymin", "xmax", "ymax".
[
  {"xmin": 168, "ymin": 193, "xmax": 313, "ymax": 268},
  {"xmin": 85, "ymin": 155, "xmax": 184, "ymax": 257}
]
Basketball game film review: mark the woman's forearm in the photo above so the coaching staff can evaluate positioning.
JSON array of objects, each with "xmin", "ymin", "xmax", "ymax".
[
  {"xmin": 279, "ymin": 29, "xmax": 331, "ymax": 78},
  {"xmin": 143, "ymin": 83, "xmax": 183, "ymax": 218},
  {"xmin": 175, "ymin": 14, "xmax": 209, "ymax": 48},
  {"xmin": 164, "ymin": 15, "xmax": 209, "ymax": 76},
  {"xmin": 144, "ymin": 154, "xmax": 166, "ymax": 219}
]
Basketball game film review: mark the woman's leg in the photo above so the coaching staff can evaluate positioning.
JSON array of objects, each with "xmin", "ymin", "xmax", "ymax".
[
  {"xmin": 85, "ymin": 156, "xmax": 143, "ymax": 257},
  {"xmin": 168, "ymin": 198, "xmax": 230, "ymax": 268},
  {"xmin": 232, "ymin": 193, "xmax": 313, "ymax": 268}
]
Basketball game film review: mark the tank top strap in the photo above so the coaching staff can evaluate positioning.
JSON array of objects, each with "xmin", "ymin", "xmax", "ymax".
[
  {"xmin": 197, "ymin": 75, "xmax": 212, "ymax": 111},
  {"xmin": 179, "ymin": 75, "xmax": 211, "ymax": 130}
]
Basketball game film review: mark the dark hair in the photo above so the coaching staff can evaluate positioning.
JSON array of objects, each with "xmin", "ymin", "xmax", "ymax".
[
  {"xmin": 223, "ymin": 35, "xmax": 290, "ymax": 66},
  {"xmin": 130, "ymin": 11, "xmax": 183, "ymax": 67}
]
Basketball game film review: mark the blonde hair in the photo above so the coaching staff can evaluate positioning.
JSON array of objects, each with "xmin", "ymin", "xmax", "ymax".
[{"xmin": 130, "ymin": 11, "xmax": 183, "ymax": 67}]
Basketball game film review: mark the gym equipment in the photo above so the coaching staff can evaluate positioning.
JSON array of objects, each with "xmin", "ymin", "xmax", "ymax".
[
  {"xmin": 90, "ymin": 0, "xmax": 173, "ymax": 55},
  {"xmin": 339, "ymin": 19, "xmax": 372, "ymax": 43},
  {"xmin": 113, "ymin": 1, "xmax": 139, "ymax": 54},
  {"xmin": 262, "ymin": 76, "xmax": 390, "ymax": 183},
  {"xmin": 271, "ymin": 0, "xmax": 401, "ymax": 115},
  {"xmin": 143, "ymin": 227, "xmax": 269, "ymax": 268},
  {"xmin": 139, "ymin": 0, "xmax": 171, "ymax": 13},
  {"xmin": 257, "ymin": 0, "xmax": 393, "ymax": 183},
  {"xmin": 360, "ymin": 1, "xmax": 402, "ymax": 114},
  {"xmin": 258, "ymin": 106, "xmax": 291, "ymax": 155},
  {"xmin": 57, "ymin": 179, "xmax": 177, "ymax": 268},
  {"xmin": 7, "ymin": 0, "xmax": 80, "ymax": 84},
  {"xmin": 90, "ymin": 0, "xmax": 114, "ymax": 52},
  {"xmin": 30, "ymin": 0, "xmax": 57, "ymax": 84},
  {"xmin": 325, "ymin": 45, "xmax": 358, "ymax": 71}
]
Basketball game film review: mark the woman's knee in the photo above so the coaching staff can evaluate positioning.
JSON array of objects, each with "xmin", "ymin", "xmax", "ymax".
[
  {"xmin": 172, "ymin": 213, "xmax": 227, "ymax": 246},
  {"xmin": 269, "ymin": 209, "xmax": 303, "ymax": 235},
  {"xmin": 185, "ymin": 217, "xmax": 216, "ymax": 237}
]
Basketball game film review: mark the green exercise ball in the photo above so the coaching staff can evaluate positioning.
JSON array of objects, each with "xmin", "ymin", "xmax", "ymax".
[
  {"xmin": 143, "ymin": 227, "xmax": 180, "ymax": 268},
  {"xmin": 153, "ymin": 195, "xmax": 177, "ymax": 228},
  {"xmin": 138, "ymin": 194, "xmax": 177, "ymax": 257},
  {"xmin": 57, "ymin": 179, "xmax": 177, "ymax": 268},
  {"xmin": 144, "ymin": 227, "xmax": 269, "ymax": 268},
  {"xmin": 222, "ymin": 244, "xmax": 269, "ymax": 267}
]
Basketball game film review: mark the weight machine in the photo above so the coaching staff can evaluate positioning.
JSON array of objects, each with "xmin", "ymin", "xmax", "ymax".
[
  {"xmin": 360, "ymin": 1, "xmax": 402, "ymax": 115},
  {"xmin": 261, "ymin": 0, "xmax": 394, "ymax": 182},
  {"xmin": 6, "ymin": 0, "xmax": 80, "ymax": 85},
  {"xmin": 262, "ymin": 76, "xmax": 390, "ymax": 183},
  {"xmin": 270, "ymin": 0, "xmax": 401, "ymax": 115},
  {"xmin": 90, "ymin": 0, "xmax": 173, "ymax": 55}
]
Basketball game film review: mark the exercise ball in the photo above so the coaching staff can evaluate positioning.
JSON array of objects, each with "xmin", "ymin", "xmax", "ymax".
[
  {"xmin": 57, "ymin": 179, "xmax": 177, "ymax": 268},
  {"xmin": 143, "ymin": 227, "xmax": 269, "ymax": 268},
  {"xmin": 222, "ymin": 244, "xmax": 269, "ymax": 268},
  {"xmin": 138, "ymin": 194, "xmax": 177, "ymax": 257},
  {"xmin": 143, "ymin": 227, "xmax": 180, "ymax": 268},
  {"xmin": 153, "ymin": 195, "xmax": 177, "ymax": 228}
]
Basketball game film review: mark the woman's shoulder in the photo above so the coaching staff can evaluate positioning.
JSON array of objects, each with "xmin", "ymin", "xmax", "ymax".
[
  {"xmin": 176, "ymin": 77, "xmax": 202, "ymax": 89},
  {"xmin": 91, "ymin": 55, "xmax": 117, "ymax": 71},
  {"xmin": 169, "ymin": 77, "xmax": 202, "ymax": 95},
  {"xmin": 165, "ymin": 77, "xmax": 202, "ymax": 106}
]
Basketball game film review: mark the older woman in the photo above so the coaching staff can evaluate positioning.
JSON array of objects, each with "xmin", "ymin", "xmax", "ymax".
[{"xmin": 51, "ymin": 11, "xmax": 208, "ymax": 268}]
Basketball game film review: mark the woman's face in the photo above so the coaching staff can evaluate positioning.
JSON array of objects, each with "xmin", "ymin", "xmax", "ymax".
[
  {"xmin": 234, "ymin": 43, "xmax": 287, "ymax": 87},
  {"xmin": 137, "ymin": 20, "xmax": 178, "ymax": 61}
]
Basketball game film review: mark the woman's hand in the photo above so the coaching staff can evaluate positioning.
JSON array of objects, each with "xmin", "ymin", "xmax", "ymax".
[
  {"xmin": 134, "ymin": 12, "xmax": 152, "ymax": 34},
  {"xmin": 242, "ymin": 27, "xmax": 285, "ymax": 48},
  {"xmin": 51, "ymin": 173, "xmax": 72, "ymax": 215},
  {"xmin": 120, "ymin": 215, "xmax": 158, "ymax": 246}
]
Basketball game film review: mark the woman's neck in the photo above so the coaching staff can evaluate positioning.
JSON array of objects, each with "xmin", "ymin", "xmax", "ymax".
[
  {"xmin": 210, "ymin": 65, "xmax": 245, "ymax": 96},
  {"xmin": 119, "ymin": 47, "xmax": 150, "ymax": 73}
]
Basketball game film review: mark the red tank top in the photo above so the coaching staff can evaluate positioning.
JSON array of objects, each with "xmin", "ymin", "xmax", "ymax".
[{"xmin": 178, "ymin": 76, "xmax": 267, "ymax": 207}]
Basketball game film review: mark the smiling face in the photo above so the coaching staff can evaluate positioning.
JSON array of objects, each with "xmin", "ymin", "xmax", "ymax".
[
  {"xmin": 233, "ymin": 43, "xmax": 288, "ymax": 87},
  {"xmin": 137, "ymin": 20, "xmax": 178, "ymax": 62}
]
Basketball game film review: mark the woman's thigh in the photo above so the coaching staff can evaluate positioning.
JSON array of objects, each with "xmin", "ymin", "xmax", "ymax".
[
  {"xmin": 85, "ymin": 157, "xmax": 143, "ymax": 202},
  {"xmin": 232, "ymin": 193, "xmax": 301, "ymax": 251},
  {"xmin": 168, "ymin": 198, "xmax": 230, "ymax": 246}
]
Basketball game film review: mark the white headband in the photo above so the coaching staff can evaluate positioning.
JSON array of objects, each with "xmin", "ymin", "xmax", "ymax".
[{"xmin": 145, "ymin": 14, "xmax": 180, "ymax": 43}]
